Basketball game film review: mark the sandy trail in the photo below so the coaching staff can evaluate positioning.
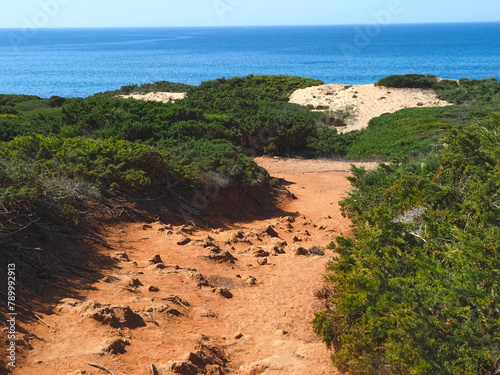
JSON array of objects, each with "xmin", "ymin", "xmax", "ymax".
[
  {"xmin": 15, "ymin": 157, "xmax": 375, "ymax": 375},
  {"xmin": 289, "ymin": 83, "xmax": 451, "ymax": 133}
]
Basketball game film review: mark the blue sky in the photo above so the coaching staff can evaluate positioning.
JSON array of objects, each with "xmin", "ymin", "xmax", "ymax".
[{"xmin": 1, "ymin": 0, "xmax": 499, "ymax": 28}]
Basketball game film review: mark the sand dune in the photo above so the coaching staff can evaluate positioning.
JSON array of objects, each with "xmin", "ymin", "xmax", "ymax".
[{"xmin": 289, "ymin": 84, "xmax": 451, "ymax": 133}]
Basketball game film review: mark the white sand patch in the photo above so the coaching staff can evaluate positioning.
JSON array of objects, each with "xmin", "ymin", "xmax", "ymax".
[
  {"xmin": 289, "ymin": 84, "xmax": 451, "ymax": 133},
  {"xmin": 119, "ymin": 91, "xmax": 186, "ymax": 103}
]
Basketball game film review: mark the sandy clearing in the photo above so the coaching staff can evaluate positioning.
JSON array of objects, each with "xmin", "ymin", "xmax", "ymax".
[
  {"xmin": 289, "ymin": 83, "xmax": 451, "ymax": 133},
  {"xmin": 119, "ymin": 91, "xmax": 186, "ymax": 103}
]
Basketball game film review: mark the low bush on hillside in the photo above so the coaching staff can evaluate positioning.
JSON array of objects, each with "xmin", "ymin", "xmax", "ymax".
[
  {"xmin": 313, "ymin": 112, "xmax": 500, "ymax": 375},
  {"xmin": 433, "ymin": 77, "xmax": 500, "ymax": 106},
  {"xmin": 96, "ymin": 80, "xmax": 194, "ymax": 97},
  {"xmin": 375, "ymin": 74, "xmax": 438, "ymax": 89}
]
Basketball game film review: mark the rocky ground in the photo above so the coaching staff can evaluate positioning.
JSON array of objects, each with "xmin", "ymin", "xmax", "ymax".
[{"xmin": 7, "ymin": 157, "xmax": 376, "ymax": 375}]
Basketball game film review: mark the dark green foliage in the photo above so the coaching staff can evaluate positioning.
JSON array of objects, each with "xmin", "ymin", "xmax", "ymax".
[
  {"xmin": 433, "ymin": 78, "xmax": 500, "ymax": 106},
  {"xmin": 158, "ymin": 138, "xmax": 263, "ymax": 187},
  {"xmin": 95, "ymin": 81, "xmax": 194, "ymax": 97},
  {"xmin": 60, "ymin": 76, "xmax": 329, "ymax": 155},
  {"xmin": 185, "ymin": 75, "xmax": 323, "ymax": 106},
  {"xmin": 0, "ymin": 95, "xmax": 65, "ymax": 141},
  {"xmin": 0, "ymin": 153, "xmax": 41, "ymax": 208},
  {"xmin": 4, "ymin": 135, "xmax": 199, "ymax": 196},
  {"xmin": 48, "ymin": 96, "xmax": 69, "ymax": 107},
  {"xmin": 313, "ymin": 113, "xmax": 500, "ymax": 375},
  {"xmin": 346, "ymin": 106, "xmax": 465, "ymax": 160},
  {"xmin": 375, "ymin": 74, "xmax": 438, "ymax": 89},
  {"xmin": 307, "ymin": 127, "xmax": 358, "ymax": 156}
]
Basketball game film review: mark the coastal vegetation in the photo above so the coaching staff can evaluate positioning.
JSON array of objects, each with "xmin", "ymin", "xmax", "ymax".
[
  {"xmin": 0, "ymin": 75, "xmax": 328, "ymax": 227},
  {"xmin": 1, "ymin": 74, "xmax": 499, "ymax": 374},
  {"xmin": 375, "ymin": 74, "xmax": 438, "ymax": 89},
  {"xmin": 314, "ymin": 113, "xmax": 500, "ymax": 374},
  {"xmin": 95, "ymin": 80, "xmax": 195, "ymax": 97},
  {"xmin": 314, "ymin": 76, "xmax": 500, "ymax": 374}
]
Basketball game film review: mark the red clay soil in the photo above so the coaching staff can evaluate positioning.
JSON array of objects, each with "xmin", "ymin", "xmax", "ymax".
[{"xmin": 9, "ymin": 157, "xmax": 375, "ymax": 375}]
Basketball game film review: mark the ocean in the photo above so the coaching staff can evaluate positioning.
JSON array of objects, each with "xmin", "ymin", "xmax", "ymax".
[{"xmin": 0, "ymin": 23, "xmax": 499, "ymax": 98}]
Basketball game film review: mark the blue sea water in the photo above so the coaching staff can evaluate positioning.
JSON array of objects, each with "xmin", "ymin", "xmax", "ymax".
[{"xmin": 0, "ymin": 23, "xmax": 499, "ymax": 98}]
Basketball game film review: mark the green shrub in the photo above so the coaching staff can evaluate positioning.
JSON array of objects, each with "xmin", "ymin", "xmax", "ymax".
[
  {"xmin": 58, "ymin": 203, "xmax": 79, "ymax": 227},
  {"xmin": 95, "ymin": 81, "xmax": 194, "ymax": 97},
  {"xmin": 314, "ymin": 113, "xmax": 500, "ymax": 374},
  {"xmin": 375, "ymin": 74, "xmax": 438, "ymax": 89},
  {"xmin": 433, "ymin": 78, "xmax": 500, "ymax": 106}
]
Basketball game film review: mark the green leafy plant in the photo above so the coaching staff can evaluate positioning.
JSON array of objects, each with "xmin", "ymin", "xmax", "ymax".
[{"xmin": 314, "ymin": 113, "xmax": 500, "ymax": 375}]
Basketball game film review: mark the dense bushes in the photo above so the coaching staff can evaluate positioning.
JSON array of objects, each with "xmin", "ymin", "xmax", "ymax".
[
  {"xmin": 434, "ymin": 77, "xmax": 500, "ymax": 106},
  {"xmin": 375, "ymin": 74, "xmax": 438, "ymax": 89},
  {"xmin": 185, "ymin": 75, "xmax": 323, "ymax": 105},
  {"xmin": 313, "ymin": 113, "xmax": 500, "ymax": 374},
  {"xmin": 346, "ymin": 106, "xmax": 463, "ymax": 160},
  {"xmin": 59, "ymin": 76, "xmax": 335, "ymax": 156},
  {"xmin": 3, "ymin": 135, "xmax": 198, "ymax": 197},
  {"xmin": 96, "ymin": 80, "xmax": 194, "ymax": 97}
]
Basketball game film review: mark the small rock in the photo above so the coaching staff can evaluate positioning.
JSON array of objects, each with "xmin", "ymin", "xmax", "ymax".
[
  {"xmin": 142, "ymin": 224, "xmax": 153, "ymax": 230},
  {"xmin": 271, "ymin": 238, "xmax": 287, "ymax": 248},
  {"xmin": 292, "ymin": 235, "xmax": 302, "ymax": 242},
  {"xmin": 417, "ymin": 102, "xmax": 424, "ymax": 106},
  {"xmin": 146, "ymin": 263, "xmax": 167, "ymax": 271},
  {"xmin": 148, "ymin": 254, "xmax": 163, "ymax": 264},
  {"xmin": 286, "ymin": 245, "xmax": 309, "ymax": 256},
  {"xmin": 177, "ymin": 237, "xmax": 192, "ymax": 246},
  {"xmin": 101, "ymin": 338, "xmax": 130, "ymax": 355},
  {"xmin": 229, "ymin": 230, "xmax": 251, "ymax": 244},
  {"xmin": 257, "ymin": 257, "xmax": 268, "ymax": 266},
  {"xmin": 248, "ymin": 247, "xmax": 270, "ymax": 258},
  {"xmin": 261, "ymin": 225, "xmax": 279, "ymax": 238},
  {"xmin": 213, "ymin": 287, "xmax": 233, "ymax": 299},
  {"xmin": 148, "ymin": 285, "xmax": 160, "ymax": 292},
  {"xmin": 122, "ymin": 277, "xmax": 143, "ymax": 288},
  {"xmin": 275, "ymin": 329, "xmax": 288, "ymax": 336},
  {"xmin": 245, "ymin": 276, "xmax": 257, "ymax": 285},
  {"xmin": 234, "ymin": 332, "xmax": 244, "ymax": 339},
  {"xmin": 264, "ymin": 244, "xmax": 283, "ymax": 255},
  {"xmin": 165, "ymin": 360, "xmax": 198, "ymax": 375},
  {"xmin": 180, "ymin": 225, "xmax": 195, "ymax": 235},
  {"xmin": 161, "ymin": 307, "xmax": 183, "ymax": 317},
  {"xmin": 204, "ymin": 251, "xmax": 237, "ymax": 264},
  {"xmin": 200, "ymin": 309, "xmax": 219, "ymax": 318},
  {"xmin": 80, "ymin": 301, "xmax": 146, "ymax": 329}
]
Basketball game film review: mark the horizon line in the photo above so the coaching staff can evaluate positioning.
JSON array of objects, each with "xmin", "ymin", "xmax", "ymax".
[{"xmin": 0, "ymin": 20, "xmax": 498, "ymax": 30}]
